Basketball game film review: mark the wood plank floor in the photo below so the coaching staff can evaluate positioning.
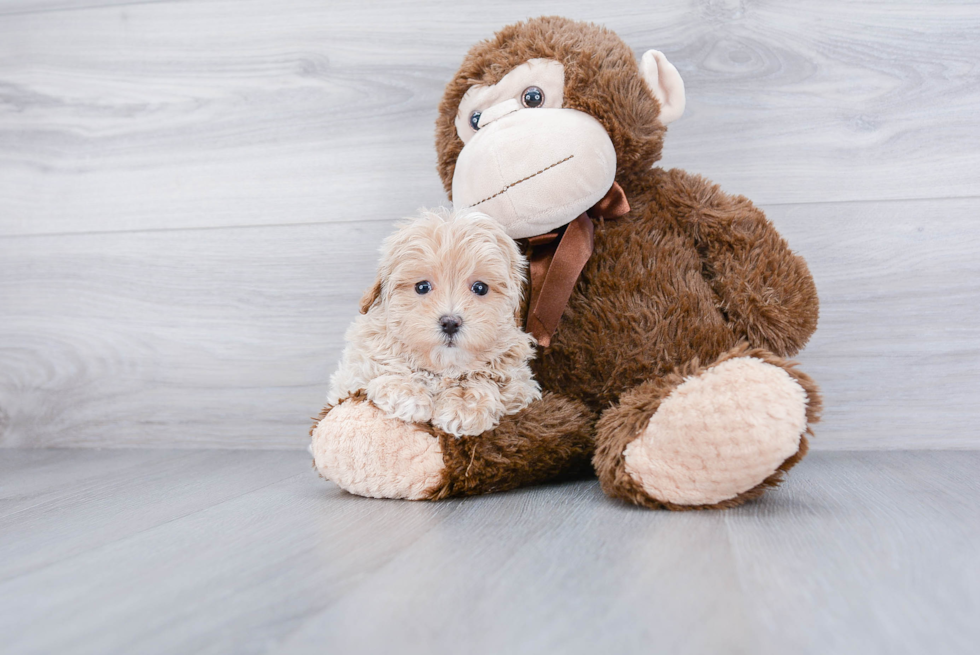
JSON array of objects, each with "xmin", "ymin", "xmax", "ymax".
[{"xmin": 1, "ymin": 449, "xmax": 977, "ymax": 655}]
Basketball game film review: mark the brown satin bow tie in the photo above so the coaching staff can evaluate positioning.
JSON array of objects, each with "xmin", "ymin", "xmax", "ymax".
[{"xmin": 525, "ymin": 182, "xmax": 630, "ymax": 347}]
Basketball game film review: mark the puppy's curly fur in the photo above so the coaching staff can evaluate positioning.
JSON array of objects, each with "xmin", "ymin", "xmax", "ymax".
[{"xmin": 327, "ymin": 209, "xmax": 542, "ymax": 437}]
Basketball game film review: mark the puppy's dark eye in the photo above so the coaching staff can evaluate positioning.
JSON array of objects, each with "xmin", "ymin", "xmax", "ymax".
[
  {"xmin": 415, "ymin": 281, "xmax": 432, "ymax": 295},
  {"xmin": 521, "ymin": 86, "xmax": 544, "ymax": 108},
  {"xmin": 471, "ymin": 281, "xmax": 489, "ymax": 296},
  {"xmin": 469, "ymin": 111, "xmax": 482, "ymax": 131}
]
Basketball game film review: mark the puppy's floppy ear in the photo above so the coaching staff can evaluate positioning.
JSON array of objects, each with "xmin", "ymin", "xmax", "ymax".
[
  {"xmin": 504, "ymin": 237, "xmax": 527, "ymax": 296},
  {"xmin": 358, "ymin": 277, "xmax": 382, "ymax": 314},
  {"xmin": 488, "ymin": 222, "xmax": 528, "ymax": 303}
]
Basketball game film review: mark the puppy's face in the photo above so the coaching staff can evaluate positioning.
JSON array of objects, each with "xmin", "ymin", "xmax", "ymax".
[{"xmin": 363, "ymin": 210, "xmax": 526, "ymax": 372}]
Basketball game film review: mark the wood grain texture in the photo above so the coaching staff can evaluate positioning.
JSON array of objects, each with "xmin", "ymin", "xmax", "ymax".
[
  {"xmin": 0, "ymin": 219, "xmax": 389, "ymax": 448},
  {"xmin": 726, "ymin": 450, "xmax": 980, "ymax": 655},
  {"xmin": 0, "ymin": 449, "xmax": 977, "ymax": 655},
  {"xmin": 0, "ymin": 0, "xmax": 171, "ymax": 16},
  {"xmin": 1, "ymin": 197, "xmax": 978, "ymax": 449},
  {"xmin": 779, "ymin": 197, "xmax": 980, "ymax": 449},
  {"xmin": 1, "ymin": 1, "xmax": 978, "ymax": 449},
  {"xmin": 0, "ymin": 450, "xmax": 302, "ymax": 580},
  {"xmin": 0, "ymin": 0, "xmax": 978, "ymax": 236}
]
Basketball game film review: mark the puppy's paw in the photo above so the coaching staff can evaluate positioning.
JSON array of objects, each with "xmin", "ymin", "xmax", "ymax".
[
  {"xmin": 500, "ymin": 376, "xmax": 543, "ymax": 415},
  {"xmin": 432, "ymin": 385, "xmax": 503, "ymax": 437},
  {"xmin": 366, "ymin": 375, "xmax": 433, "ymax": 424}
]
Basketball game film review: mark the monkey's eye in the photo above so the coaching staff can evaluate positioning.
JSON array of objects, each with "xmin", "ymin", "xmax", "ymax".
[
  {"xmin": 471, "ymin": 281, "xmax": 489, "ymax": 296},
  {"xmin": 415, "ymin": 281, "xmax": 432, "ymax": 295},
  {"xmin": 469, "ymin": 111, "xmax": 482, "ymax": 131},
  {"xmin": 521, "ymin": 86, "xmax": 545, "ymax": 108}
]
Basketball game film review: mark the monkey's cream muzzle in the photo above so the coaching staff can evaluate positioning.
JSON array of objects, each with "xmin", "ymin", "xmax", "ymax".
[
  {"xmin": 448, "ymin": 51, "xmax": 685, "ymax": 345},
  {"xmin": 452, "ymin": 106, "xmax": 617, "ymax": 240}
]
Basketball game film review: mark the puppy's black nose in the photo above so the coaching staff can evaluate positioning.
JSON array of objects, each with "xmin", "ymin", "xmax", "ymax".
[{"xmin": 439, "ymin": 315, "xmax": 462, "ymax": 336}]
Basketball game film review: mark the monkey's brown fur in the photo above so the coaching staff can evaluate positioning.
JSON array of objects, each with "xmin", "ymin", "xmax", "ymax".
[
  {"xmin": 427, "ymin": 17, "xmax": 822, "ymax": 509},
  {"xmin": 430, "ymin": 391, "xmax": 595, "ymax": 499},
  {"xmin": 592, "ymin": 344, "xmax": 821, "ymax": 510}
]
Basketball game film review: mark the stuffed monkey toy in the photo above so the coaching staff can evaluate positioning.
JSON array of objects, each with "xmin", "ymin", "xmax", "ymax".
[{"xmin": 312, "ymin": 16, "xmax": 821, "ymax": 510}]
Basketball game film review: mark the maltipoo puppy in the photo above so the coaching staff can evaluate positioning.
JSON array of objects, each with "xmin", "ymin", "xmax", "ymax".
[{"xmin": 326, "ymin": 208, "xmax": 541, "ymax": 437}]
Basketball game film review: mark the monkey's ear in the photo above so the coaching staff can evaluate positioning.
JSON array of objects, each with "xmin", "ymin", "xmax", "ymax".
[
  {"xmin": 358, "ymin": 277, "xmax": 382, "ymax": 314},
  {"xmin": 640, "ymin": 50, "xmax": 686, "ymax": 125}
]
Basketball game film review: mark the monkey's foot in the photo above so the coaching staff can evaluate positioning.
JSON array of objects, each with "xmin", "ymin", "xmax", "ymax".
[
  {"xmin": 311, "ymin": 398, "xmax": 445, "ymax": 500},
  {"xmin": 595, "ymin": 350, "xmax": 819, "ymax": 509}
]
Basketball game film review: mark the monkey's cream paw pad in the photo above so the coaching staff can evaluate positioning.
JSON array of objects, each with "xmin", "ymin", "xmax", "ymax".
[
  {"xmin": 312, "ymin": 401, "xmax": 445, "ymax": 500},
  {"xmin": 623, "ymin": 357, "xmax": 808, "ymax": 506}
]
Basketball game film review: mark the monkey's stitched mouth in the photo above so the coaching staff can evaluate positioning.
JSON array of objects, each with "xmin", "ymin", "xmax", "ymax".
[{"xmin": 467, "ymin": 155, "xmax": 574, "ymax": 208}]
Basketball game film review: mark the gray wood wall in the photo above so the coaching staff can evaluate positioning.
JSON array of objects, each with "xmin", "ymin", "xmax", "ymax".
[{"xmin": 1, "ymin": 0, "xmax": 978, "ymax": 449}]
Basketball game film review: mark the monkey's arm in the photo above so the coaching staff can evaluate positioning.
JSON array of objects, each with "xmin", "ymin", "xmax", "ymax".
[{"xmin": 661, "ymin": 169, "xmax": 819, "ymax": 357}]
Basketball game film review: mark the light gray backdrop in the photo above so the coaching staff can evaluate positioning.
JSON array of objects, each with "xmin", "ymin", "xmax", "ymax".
[{"xmin": 1, "ymin": 0, "xmax": 977, "ymax": 449}]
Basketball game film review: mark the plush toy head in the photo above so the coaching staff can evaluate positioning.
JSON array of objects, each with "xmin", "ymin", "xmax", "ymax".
[{"xmin": 435, "ymin": 16, "xmax": 685, "ymax": 239}]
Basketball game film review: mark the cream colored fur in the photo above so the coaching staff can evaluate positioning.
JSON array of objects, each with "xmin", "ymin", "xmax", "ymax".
[
  {"xmin": 312, "ymin": 401, "xmax": 444, "ymax": 500},
  {"xmin": 450, "ymin": 59, "xmax": 617, "ymax": 239},
  {"xmin": 623, "ymin": 357, "xmax": 808, "ymax": 506},
  {"xmin": 327, "ymin": 208, "xmax": 541, "ymax": 437},
  {"xmin": 640, "ymin": 50, "xmax": 686, "ymax": 125}
]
